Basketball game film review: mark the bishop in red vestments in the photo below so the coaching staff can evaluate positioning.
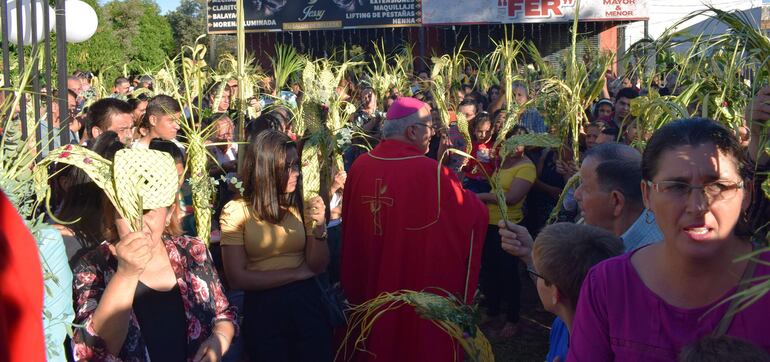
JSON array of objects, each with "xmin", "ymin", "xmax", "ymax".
[{"xmin": 340, "ymin": 97, "xmax": 488, "ymax": 361}]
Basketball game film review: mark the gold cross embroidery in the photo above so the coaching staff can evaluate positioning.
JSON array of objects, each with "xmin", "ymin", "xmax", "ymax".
[{"xmin": 361, "ymin": 178, "xmax": 394, "ymax": 236}]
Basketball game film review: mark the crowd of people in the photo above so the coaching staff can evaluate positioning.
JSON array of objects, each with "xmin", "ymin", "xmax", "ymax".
[{"xmin": 2, "ymin": 56, "xmax": 770, "ymax": 362}]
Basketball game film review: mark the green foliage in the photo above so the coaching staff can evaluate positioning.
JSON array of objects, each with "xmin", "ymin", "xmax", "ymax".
[
  {"xmin": 132, "ymin": 1, "xmax": 175, "ymax": 71},
  {"xmin": 271, "ymin": 43, "xmax": 305, "ymax": 92},
  {"xmin": 68, "ymin": 0, "xmax": 174, "ymax": 83},
  {"xmin": 166, "ymin": 0, "xmax": 207, "ymax": 52},
  {"xmin": 68, "ymin": 0, "xmax": 124, "ymax": 82}
]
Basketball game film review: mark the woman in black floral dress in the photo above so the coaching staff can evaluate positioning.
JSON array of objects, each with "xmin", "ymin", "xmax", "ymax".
[{"xmin": 69, "ymin": 137, "xmax": 237, "ymax": 362}]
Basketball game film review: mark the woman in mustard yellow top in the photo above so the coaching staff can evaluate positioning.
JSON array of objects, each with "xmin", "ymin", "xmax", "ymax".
[
  {"xmin": 475, "ymin": 125, "xmax": 536, "ymax": 338},
  {"xmin": 220, "ymin": 130, "xmax": 331, "ymax": 362}
]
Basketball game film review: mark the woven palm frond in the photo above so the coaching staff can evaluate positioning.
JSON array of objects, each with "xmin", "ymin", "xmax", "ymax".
[
  {"xmin": 153, "ymin": 64, "xmax": 180, "ymax": 98},
  {"xmin": 301, "ymin": 140, "xmax": 322, "ymax": 229},
  {"xmin": 431, "ymin": 56, "xmax": 452, "ymax": 128},
  {"xmin": 318, "ymin": 66, "xmax": 337, "ymax": 102},
  {"xmin": 302, "ymin": 102, "xmax": 324, "ymax": 136},
  {"xmin": 456, "ymin": 113, "xmax": 472, "ymax": 154},
  {"xmin": 499, "ymin": 133, "xmax": 561, "ymax": 159},
  {"xmin": 113, "ymin": 149, "xmax": 179, "ymax": 230},
  {"xmin": 34, "ymin": 146, "xmax": 177, "ymax": 232},
  {"xmin": 488, "ymin": 171, "xmax": 509, "ymax": 222},
  {"xmin": 185, "ymin": 130, "xmax": 217, "ymax": 245},
  {"xmin": 301, "ymin": 60, "xmax": 319, "ymax": 103}
]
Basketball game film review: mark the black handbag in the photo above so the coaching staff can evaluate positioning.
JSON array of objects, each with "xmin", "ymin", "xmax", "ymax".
[{"xmin": 315, "ymin": 276, "xmax": 348, "ymax": 327}]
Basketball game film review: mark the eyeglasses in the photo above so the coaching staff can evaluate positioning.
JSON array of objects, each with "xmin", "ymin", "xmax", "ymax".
[
  {"xmin": 526, "ymin": 267, "xmax": 548, "ymax": 283},
  {"xmin": 645, "ymin": 179, "xmax": 744, "ymax": 204},
  {"xmin": 413, "ymin": 122, "xmax": 439, "ymax": 133}
]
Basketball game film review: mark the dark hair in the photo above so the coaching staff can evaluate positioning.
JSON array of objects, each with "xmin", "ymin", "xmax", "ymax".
[
  {"xmin": 240, "ymin": 130, "xmax": 301, "ymax": 224},
  {"xmin": 593, "ymin": 98, "xmax": 614, "ymax": 120},
  {"xmin": 51, "ymin": 88, "xmax": 77, "ymax": 101},
  {"xmin": 55, "ymin": 131, "xmax": 125, "ymax": 261},
  {"xmin": 534, "ymin": 223, "xmax": 624, "ymax": 310},
  {"xmin": 586, "ymin": 121, "xmax": 606, "ymax": 130},
  {"xmin": 73, "ymin": 71, "xmax": 92, "ymax": 80},
  {"xmin": 584, "ymin": 142, "xmax": 641, "ymax": 164},
  {"xmin": 207, "ymin": 81, "xmax": 232, "ymax": 100},
  {"xmin": 595, "ymin": 160, "xmax": 643, "ymax": 206},
  {"xmin": 601, "ymin": 127, "xmax": 620, "ymax": 138},
  {"xmin": 615, "ymin": 87, "xmax": 639, "ymax": 101},
  {"xmin": 86, "ymin": 98, "xmax": 133, "ymax": 139},
  {"xmin": 641, "ymin": 118, "xmax": 749, "ymax": 182},
  {"xmin": 127, "ymin": 96, "xmax": 148, "ymax": 114},
  {"xmin": 114, "ymin": 77, "xmax": 130, "ymax": 87},
  {"xmin": 458, "ymin": 98, "xmax": 478, "ymax": 114},
  {"xmin": 510, "ymin": 125, "xmax": 528, "ymax": 135},
  {"xmin": 138, "ymin": 95, "xmax": 181, "ymax": 135},
  {"xmin": 128, "ymin": 92, "xmax": 150, "ymax": 105},
  {"xmin": 149, "ymin": 138, "xmax": 185, "ymax": 166},
  {"xmin": 140, "ymin": 94, "xmax": 180, "ymax": 127},
  {"xmin": 268, "ymin": 106, "xmax": 292, "ymax": 125},
  {"xmin": 471, "ymin": 112, "xmax": 492, "ymax": 141},
  {"xmin": 246, "ymin": 113, "xmax": 284, "ymax": 142},
  {"xmin": 679, "ymin": 336, "xmax": 770, "ymax": 362},
  {"xmin": 90, "ymin": 131, "xmax": 125, "ymax": 160}
]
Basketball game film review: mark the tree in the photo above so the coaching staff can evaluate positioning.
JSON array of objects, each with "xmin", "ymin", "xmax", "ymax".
[
  {"xmin": 104, "ymin": 0, "xmax": 174, "ymax": 75},
  {"xmin": 67, "ymin": 0, "xmax": 174, "ymax": 83},
  {"xmin": 167, "ymin": 0, "xmax": 207, "ymax": 51},
  {"xmin": 68, "ymin": 0, "xmax": 124, "ymax": 83}
]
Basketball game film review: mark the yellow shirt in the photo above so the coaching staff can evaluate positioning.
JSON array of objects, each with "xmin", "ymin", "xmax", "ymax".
[
  {"xmin": 487, "ymin": 160, "xmax": 537, "ymax": 225},
  {"xmin": 219, "ymin": 199, "xmax": 306, "ymax": 271}
]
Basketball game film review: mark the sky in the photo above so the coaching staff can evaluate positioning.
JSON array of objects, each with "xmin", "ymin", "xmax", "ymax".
[
  {"xmin": 98, "ymin": 0, "xmax": 181, "ymax": 14},
  {"xmin": 155, "ymin": 0, "xmax": 181, "ymax": 14}
]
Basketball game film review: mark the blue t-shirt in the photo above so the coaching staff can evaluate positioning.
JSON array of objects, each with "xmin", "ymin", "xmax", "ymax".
[{"xmin": 546, "ymin": 316, "xmax": 569, "ymax": 362}]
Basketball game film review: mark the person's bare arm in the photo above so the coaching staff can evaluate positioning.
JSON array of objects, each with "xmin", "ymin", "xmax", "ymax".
[
  {"xmin": 304, "ymin": 196, "xmax": 330, "ymax": 274},
  {"xmin": 91, "ymin": 231, "xmax": 151, "ymax": 355},
  {"xmin": 502, "ymin": 178, "xmax": 534, "ymax": 205},
  {"xmin": 221, "ymin": 245, "xmax": 314, "ymax": 290},
  {"xmin": 497, "ymin": 220, "xmax": 534, "ymax": 268}
]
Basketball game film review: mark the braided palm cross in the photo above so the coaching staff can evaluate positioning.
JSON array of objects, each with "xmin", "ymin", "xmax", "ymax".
[{"xmin": 361, "ymin": 178, "xmax": 394, "ymax": 236}]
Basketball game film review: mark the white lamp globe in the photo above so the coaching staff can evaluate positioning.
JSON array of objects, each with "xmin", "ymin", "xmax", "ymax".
[
  {"xmin": 3, "ymin": 0, "xmax": 55, "ymax": 46},
  {"xmin": 62, "ymin": 0, "xmax": 97, "ymax": 43}
]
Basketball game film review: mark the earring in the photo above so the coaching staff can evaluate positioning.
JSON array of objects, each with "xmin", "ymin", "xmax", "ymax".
[{"xmin": 644, "ymin": 209, "xmax": 654, "ymax": 225}]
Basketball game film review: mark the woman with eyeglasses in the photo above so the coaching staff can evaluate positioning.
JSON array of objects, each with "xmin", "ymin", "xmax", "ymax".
[
  {"xmin": 219, "ymin": 130, "xmax": 332, "ymax": 361},
  {"xmin": 568, "ymin": 118, "xmax": 770, "ymax": 360}
]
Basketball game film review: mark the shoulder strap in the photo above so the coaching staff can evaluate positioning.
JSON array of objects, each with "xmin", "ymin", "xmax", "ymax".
[{"xmin": 712, "ymin": 256, "xmax": 758, "ymax": 337}]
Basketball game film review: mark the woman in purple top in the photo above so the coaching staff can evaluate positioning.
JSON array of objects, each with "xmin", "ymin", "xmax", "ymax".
[{"xmin": 569, "ymin": 118, "xmax": 770, "ymax": 361}]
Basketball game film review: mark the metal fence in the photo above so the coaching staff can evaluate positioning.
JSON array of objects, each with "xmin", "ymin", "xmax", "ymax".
[{"xmin": 1, "ymin": 0, "xmax": 69, "ymax": 155}]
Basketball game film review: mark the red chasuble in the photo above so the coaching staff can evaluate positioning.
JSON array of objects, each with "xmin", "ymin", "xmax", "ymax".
[
  {"xmin": 0, "ymin": 191, "xmax": 45, "ymax": 362},
  {"xmin": 340, "ymin": 139, "xmax": 488, "ymax": 362}
]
